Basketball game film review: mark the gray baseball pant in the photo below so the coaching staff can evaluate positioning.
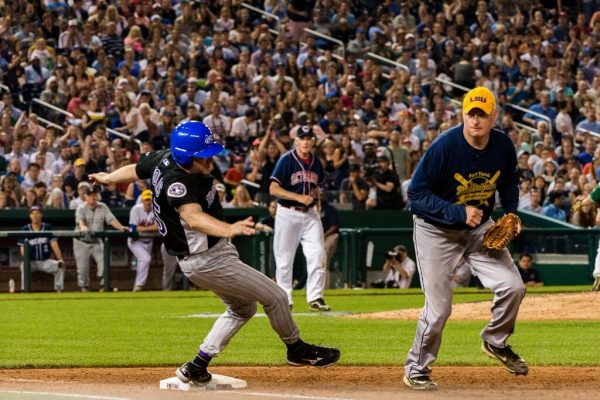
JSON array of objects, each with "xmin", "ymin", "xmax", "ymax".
[
  {"xmin": 20, "ymin": 260, "xmax": 64, "ymax": 291},
  {"xmin": 73, "ymin": 239, "xmax": 104, "ymax": 288},
  {"xmin": 405, "ymin": 217, "xmax": 525, "ymax": 379},
  {"xmin": 178, "ymin": 238, "xmax": 300, "ymax": 357}
]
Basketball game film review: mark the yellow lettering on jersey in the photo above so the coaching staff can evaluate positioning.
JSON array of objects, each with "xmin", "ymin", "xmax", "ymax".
[{"xmin": 454, "ymin": 170, "xmax": 500, "ymax": 207}]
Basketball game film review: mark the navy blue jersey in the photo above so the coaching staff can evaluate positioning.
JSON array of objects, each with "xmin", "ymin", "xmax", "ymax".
[
  {"xmin": 408, "ymin": 124, "xmax": 518, "ymax": 229},
  {"xmin": 270, "ymin": 149, "xmax": 324, "ymax": 207},
  {"xmin": 18, "ymin": 223, "xmax": 56, "ymax": 261}
]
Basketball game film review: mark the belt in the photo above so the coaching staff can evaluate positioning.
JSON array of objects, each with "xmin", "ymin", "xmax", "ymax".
[{"xmin": 280, "ymin": 204, "xmax": 312, "ymax": 212}]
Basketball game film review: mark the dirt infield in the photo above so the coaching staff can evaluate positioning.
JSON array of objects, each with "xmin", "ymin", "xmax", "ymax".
[
  {"xmin": 348, "ymin": 292, "xmax": 600, "ymax": 321},
  {"xmin": 1, "ymin": 366, "xmax": 599, "ymax": 400}
]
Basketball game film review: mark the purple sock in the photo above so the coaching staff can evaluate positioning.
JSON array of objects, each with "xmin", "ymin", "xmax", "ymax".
[{"xmin": 192, "ymin": 351, "xmax": 211, "ymax": 368}]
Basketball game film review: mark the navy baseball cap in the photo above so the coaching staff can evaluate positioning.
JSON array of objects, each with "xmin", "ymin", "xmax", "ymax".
[{"xmin": 296, "ymin": 125, "xmax": 314, "ymax": 138}]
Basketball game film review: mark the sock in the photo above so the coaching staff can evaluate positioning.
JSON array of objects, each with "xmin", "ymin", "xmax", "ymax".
[
  {"xmin": 286, "ymin": 339, "xmax": 305, "ymax": 351},
  {"xmin": 191, "ymin": 351, "xmax": 212, "ymax": 368}
]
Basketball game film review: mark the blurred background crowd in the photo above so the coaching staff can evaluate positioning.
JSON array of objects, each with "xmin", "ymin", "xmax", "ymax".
[{"xmin": 0, "ymin": 0, "xmax": 598, "ymax": 226}]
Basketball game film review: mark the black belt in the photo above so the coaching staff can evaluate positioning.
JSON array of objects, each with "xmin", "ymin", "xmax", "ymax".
[{"xmin": 280, "ymin": 204, "xmax": 312, "ymax": 212}]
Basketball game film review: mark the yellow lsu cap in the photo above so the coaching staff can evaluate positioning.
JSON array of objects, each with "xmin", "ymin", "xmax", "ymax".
[
  {"xmin": 141, "ymin": 189, "xmax": 153, "ymax": 200},
  {"xmin": 463, "ymin": 86, "xmax": 496, "ymax": 115}
]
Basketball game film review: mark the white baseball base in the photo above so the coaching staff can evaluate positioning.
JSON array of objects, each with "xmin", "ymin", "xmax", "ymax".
[{"xmin": 159, "ymin": 375, "xmax": 248, "ymax": 391}]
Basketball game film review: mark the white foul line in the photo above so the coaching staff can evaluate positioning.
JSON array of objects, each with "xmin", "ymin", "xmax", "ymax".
[
  {"xmin": 227, "ymin": 391, "xmax": 358, "ymax": 400},
  {"xmin": 0, "ymin": 389, "xmax": 129, "ymax": 400}
]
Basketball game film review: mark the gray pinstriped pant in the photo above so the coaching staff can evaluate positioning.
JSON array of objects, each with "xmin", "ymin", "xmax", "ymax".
[
  {"xmin": 178, "ymin": 238, "xmax": 300, "ymax": 357},
  {"xmin": 405, "ymin": 216, "xmax": 526, "ymax": 379}
]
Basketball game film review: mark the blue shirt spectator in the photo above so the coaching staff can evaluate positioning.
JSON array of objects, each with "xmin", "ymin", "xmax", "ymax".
[{"xmin": 523, "ymin": 91, "xmax": 557, "ymax": 127}]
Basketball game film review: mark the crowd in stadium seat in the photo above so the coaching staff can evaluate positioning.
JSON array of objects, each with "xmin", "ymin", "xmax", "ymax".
[{"xmin": 0, "ymin": 0, "xmax": 598, "ymax": 226}]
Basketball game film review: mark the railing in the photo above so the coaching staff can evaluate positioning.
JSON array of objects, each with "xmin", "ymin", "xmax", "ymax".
[
  {"xmin": 504, "ymin": 102, "xmax": 553, "ymax": 137},
  {"xmin": 303, "ymin": 28, "xmax": 346, "ymax": 59},
  {"xmin": 32, "ymin": 97, "xmax": 142, "ymax": 146},
  {"xmin": 366, "ymin": 52, "xmax": 409, "ymax": 72},
  {"xmin": 2, "ymin": 229, "xmax": 157, "ymax": 293},
  {"xmin": 576, "ymin": 127, "xmax": 600, "ymax": 138},
  {"xmin": 434, "ymin": 75, "xmax": 470, "ymax": 93},
  {"xmin": 240, "ymin": 2, "xmax": 280, "ymax": 35},
  {"xmin": 32, "ymin": 98, "xmax": 74, "ymax": 119},
  {"xmin": 514, "ymin": 121, "xmax": 538, "ymax": 135}
]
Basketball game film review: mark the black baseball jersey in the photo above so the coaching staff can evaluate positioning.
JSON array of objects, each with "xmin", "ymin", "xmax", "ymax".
[{"xmin": 135, "ymin": 149, "xmax": 223, "ymax": 258}]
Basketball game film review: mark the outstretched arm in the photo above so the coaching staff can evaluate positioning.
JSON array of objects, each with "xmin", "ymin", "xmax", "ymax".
[
  {"xmin": 89, "ymin": 164, "xmax": 139, "ymax": 185},
  {"xmin": 179, "ymin": 203, "xmax": 255, "ymax": 238}
]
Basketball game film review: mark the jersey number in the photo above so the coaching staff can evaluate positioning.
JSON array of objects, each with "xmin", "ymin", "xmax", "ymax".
[{"xmin": 153, "ymin": 198, "xmax": 167, "ymax": 236}]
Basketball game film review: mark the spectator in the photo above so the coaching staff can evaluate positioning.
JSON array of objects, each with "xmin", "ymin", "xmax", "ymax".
[
  {"xmin": 366, "ymin": 155, "xmax": 404, "ymax": 210},
  {"xmin": 576, "ymin": 107, "xmax": 600, "ymax": 133},
  {"xmin": 73, "ymin": 186, "xmax": 128, "ymax": 291},
  {"xmin": 339, "ymin": 163, "xmax": 368, "ymax": 210},
  {"xmin": 228, "ymin": 185, "xmax": 254, "ymax": 208},
  {"xmin": 18, "ymin": 206, "xmax": 65, "ymax": 292},
  {"xmin": 62, "ymin": 158, "xmax": 88, "ymax": 201},
  {"xmin": 521, "ymin": 188, "xmax": 544, "ymax": 214},
  {"xmin": 523, "ymin": 91, "xmax": 557, "ymax": 128},
  {"xmin": 571, "ymin": 199, "xmax": 597, "ymax": 227},
  {"xmin": 45, "ymin": 187, "xmax": 67, "ymax": 209},
  {"xmin": 100, "ymin": 182, "xmax": 125, "ymax": 208},
  {"xmin": 517, "ymin": 254, "xmax": 543, "ymax": 287},
  {"xmin": 544, "ymin": 190, "xmax": 567, "ymax": 221},
  {"xmin": 258, "ymin": 199, "xmax": 277, "ymax": 230},
  {"xmin": 69, "ymin": 181, "xmax": 91, "ymax": 210}
]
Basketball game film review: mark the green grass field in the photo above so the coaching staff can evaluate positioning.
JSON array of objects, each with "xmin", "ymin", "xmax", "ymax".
[{"xmin": 1, "ymin": 287, "xmax": 599, "ymax": 368}]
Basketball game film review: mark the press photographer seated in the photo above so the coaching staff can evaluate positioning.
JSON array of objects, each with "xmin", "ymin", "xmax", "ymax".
[{"xmin": 371, "ymin": 245, "xmax": 416, "ymax": 289}]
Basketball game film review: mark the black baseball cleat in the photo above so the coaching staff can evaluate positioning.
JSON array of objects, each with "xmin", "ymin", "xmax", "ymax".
[
  {"xmin": 308, "ymin": 298, "xmax": 331, "ymax": 312},
  {"xmin": 403, "ymin": 375, "xmax": 438, "ymax": 391},
  {"xmin": 287, "ymin": 342, "xmax": 340, "ymax": 367},
  {"xmin": 175, "ymin": 362, "xmax": 212, "ymax": 385},
  {"xmin": 482, "ymin": 341, "xmax": 529, "ymax": 375}
]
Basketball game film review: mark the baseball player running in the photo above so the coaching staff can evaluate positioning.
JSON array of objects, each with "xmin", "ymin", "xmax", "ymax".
[
  {"xmin": 18, "ymin": 206, "xmax": 65, "ymax": 292},
  {"xmin": 270, "ymin": 125, "xmax": 330, "ymax": 312},
  {"xmin": 128, "ymin": 189, "xmax": 157, "ymax": 291},
  {"xmin": 404, "ymin": 87, "xmax": 527, "ymax": 391},
  {"xmin": 89, "ymin": 121, "xmax": 340, "ymax": 387}
]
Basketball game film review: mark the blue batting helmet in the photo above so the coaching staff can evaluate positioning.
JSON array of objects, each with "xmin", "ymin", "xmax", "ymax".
[{"xmin": 170, "ymin": 121, "xmax": 224, "ymax": 167}]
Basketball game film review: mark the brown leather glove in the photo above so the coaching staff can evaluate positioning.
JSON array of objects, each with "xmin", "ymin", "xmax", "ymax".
[{"xmin": 482, "ymin": 214, "xmax": 521, "ymax": 250}]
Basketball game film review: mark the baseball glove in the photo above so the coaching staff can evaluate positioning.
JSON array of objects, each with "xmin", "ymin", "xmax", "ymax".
[{"xmin": 482, "ymin": 214, "xmax": 521, "ymax": 250}]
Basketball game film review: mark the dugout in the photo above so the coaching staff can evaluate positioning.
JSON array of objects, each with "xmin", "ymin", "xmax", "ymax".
[{"xmin": 0, "ymin": 208, "xmax": 596, "ymax": 291}]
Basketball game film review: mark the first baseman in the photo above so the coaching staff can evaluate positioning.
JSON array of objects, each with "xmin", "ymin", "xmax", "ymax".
[
  {"xmin": 18, "ymin": 206, "xmax": 65, "ymax": 292},
  {"xmin": 89, "ymin": 121, "xmax": 340, "ymax": 387},
  {"xmin": 404, "ymin": 87, "xmax": 527, "ymax": 391},
  {"xmin": 269, "ymin": 125, "xmax": 330, "ymax": 311},
  {"xmin": 127, "ymin": 189, "xmax": 157, "ymax": 291}
]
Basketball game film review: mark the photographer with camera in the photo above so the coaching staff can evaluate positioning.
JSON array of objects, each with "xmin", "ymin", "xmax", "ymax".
[
  {"xmin": 372, "ymin": 245, "xmax": 416, "ymax": 289},
  {"xmin": 365, "ymin": 155, "xmax": 404, "ymax": 210}
]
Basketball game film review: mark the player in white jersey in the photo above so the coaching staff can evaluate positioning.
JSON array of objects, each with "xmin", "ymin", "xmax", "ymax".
[{"xmin": 128, "ymin": 189, "xmax": 158, "ymax": 291}]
